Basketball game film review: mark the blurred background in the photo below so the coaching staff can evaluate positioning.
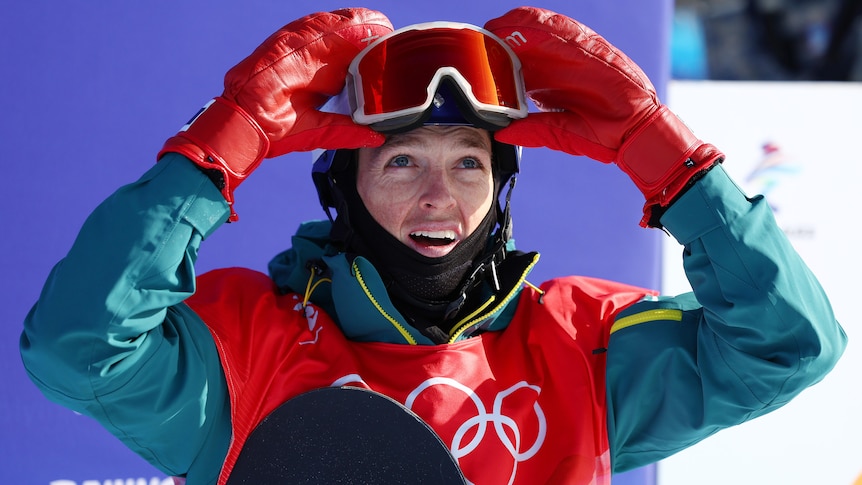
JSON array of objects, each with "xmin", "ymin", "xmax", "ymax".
[{"xmin": 672, "ymin": 0, "xmax": 862, "ymax": 80}]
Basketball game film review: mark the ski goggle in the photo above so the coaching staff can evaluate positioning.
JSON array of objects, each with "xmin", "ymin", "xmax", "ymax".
[{"xmin": 346, "ymin": 22, "xmax": 528, "ymax": 133}]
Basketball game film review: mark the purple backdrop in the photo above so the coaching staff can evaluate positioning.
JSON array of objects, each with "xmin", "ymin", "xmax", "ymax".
[{"xmin": 1, "ymin": 1, "xmax": 671, "ymax": 483}]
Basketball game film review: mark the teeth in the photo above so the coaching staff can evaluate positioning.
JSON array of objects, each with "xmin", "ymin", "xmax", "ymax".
[{"xmin": 411, "ymin": 230, "xmax": 456, "ymax": 241}]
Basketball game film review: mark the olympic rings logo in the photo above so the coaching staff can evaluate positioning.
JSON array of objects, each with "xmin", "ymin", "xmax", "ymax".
[
  {"xmin": 406, "ymin": 377, "xmax": 546, "ymax": 484},
  {"xmin": 332, "ymin": 375, "xmax": 546, "ymax": 485}
]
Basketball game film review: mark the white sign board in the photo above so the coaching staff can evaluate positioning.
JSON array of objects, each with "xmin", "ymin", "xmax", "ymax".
[{"xmin": 660, "ymin": 80, "xmax": 862, "ymax": 485}]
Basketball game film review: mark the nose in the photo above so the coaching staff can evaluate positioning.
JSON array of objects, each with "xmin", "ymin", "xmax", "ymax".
[{"xmin": 418, "ymin": 168, "xmax": 456, "ymax": 210}]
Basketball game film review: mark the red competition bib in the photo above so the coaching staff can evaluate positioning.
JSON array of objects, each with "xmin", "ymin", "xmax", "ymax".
[{"xmin": 187, "ymin": 268, "xmax": 648, "ymax": 485}]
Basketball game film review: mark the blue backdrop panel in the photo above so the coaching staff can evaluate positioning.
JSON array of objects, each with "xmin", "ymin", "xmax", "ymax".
[{"xmin": 1, "ymin": 1, "xmax": 670, "ymax": 483}]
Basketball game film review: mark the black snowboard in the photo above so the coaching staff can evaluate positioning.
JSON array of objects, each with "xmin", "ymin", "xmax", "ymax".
[{"xmin": 226, "ymin": 386, "xmax": 466, "ymax": 484}]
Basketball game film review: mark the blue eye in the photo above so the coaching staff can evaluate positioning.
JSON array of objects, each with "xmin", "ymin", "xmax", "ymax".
[
  {"xmin": 390, "ymin": 155, "xmax": 410, "ymax": 167},
  {"xmin": 461, "ymin": 157, "xmax": 480, "ymax": 169}
]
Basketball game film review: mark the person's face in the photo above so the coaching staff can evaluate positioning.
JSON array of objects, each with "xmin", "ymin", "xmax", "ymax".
[{"xmin": 356, "ymin": 126, "xmax": 495, "ymax": 259}]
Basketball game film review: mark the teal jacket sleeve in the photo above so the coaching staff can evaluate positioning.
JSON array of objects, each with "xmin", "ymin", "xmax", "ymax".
[
  {"xmin": 606, "ymin": 166, "xmax": 847, "ymax": 471},
  {"xmin": 20, "ymin": 154, "xmax": 233, "ymax": 482}
]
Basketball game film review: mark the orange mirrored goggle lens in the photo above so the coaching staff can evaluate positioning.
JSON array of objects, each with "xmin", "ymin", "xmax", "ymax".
[{"xmin": 352, "ymin": 26, "xmax": 524, "ymax": 119}]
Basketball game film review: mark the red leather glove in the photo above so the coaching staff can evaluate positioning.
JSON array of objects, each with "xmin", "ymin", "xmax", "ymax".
[
  {"xmin": 159, "ymin": 8, "xmax": 393, "ymax": 221},
  {"xmin": 485, "ymin": 7, "xmax": 724, "ymax": 227}
]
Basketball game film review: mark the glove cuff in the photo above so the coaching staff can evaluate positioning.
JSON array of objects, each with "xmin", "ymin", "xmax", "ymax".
[
  {"xmin": 615, "ymin": 106, "xmax": 724, "ymax": 227},
  {"xmin": 158, "ymin": 97, "xmax": 270, "ymax": 221},
  {"xmin": 639, "ymin": 142, "xmax": 725, "ymax": 227}
]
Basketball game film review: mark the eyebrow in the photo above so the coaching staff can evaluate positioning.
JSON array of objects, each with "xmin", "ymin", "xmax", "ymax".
[
  {"xmin": 451, "ymin": 131, "xmax": 493, "ymax": 151},
  {"xmin": 381, "ymin": 129, "xmax": 492, "ymax": 152}
]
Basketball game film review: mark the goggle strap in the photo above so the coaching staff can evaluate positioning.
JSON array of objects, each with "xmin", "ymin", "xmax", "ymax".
[{"xmin": 501, "ymin": 175, "xmax": 517, "ymax": 243}]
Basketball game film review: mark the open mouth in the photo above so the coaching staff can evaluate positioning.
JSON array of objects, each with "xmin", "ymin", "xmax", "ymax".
[{"xmin": 410, "ymin": 230, "xmax": 457, "ymax": 247}]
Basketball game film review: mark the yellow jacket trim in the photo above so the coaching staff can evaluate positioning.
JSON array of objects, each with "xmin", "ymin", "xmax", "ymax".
[
  {"xmin": 353, "ymin": 262, "xmax": 418, "ymax": 345},
  {"xmin": 611, "ymin": 308, "xmax": 683, "ymax": 335},
  {"xmin": 448, "ymin": 253, "xmax": 540, "ymax": 343}
]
